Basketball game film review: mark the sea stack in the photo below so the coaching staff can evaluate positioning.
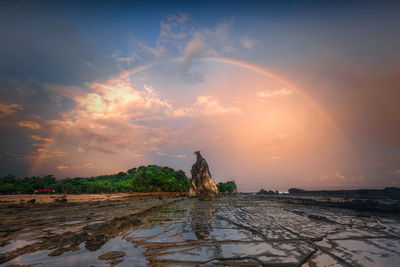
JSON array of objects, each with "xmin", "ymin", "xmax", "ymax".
[{"xmin": 189, "ymin": 151, "xmax": 219, "ymax": 196}]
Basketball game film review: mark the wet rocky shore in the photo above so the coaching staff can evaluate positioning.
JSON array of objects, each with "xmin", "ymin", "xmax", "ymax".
[{"xmin": 0, "ymin": 194, "xmax": 399, "ymax": 266}]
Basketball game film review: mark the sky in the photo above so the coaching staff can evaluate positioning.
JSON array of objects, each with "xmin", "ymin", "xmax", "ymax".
[{"xmin": 0, "ymin": 0, "xmax": 399, "ymax": 191}]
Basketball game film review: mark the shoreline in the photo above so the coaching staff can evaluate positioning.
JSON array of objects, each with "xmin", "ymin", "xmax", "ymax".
[{"xmin": 0, "ymin": 192, "xmax": 186, "ymax": 205}]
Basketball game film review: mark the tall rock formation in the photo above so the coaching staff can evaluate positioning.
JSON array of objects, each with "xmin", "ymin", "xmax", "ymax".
[{"xmin": 189, "ymin": 151, "xmax": 219, "ymax": 196}]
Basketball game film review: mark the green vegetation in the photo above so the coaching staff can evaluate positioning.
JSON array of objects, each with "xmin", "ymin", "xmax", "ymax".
[
  {"xmin": 0, "ymin": 165, "xmax": 190, "ymax": 194},
  {"xmin": 217, "ymin": 181, "xmax": 237, "ymax": 193}
]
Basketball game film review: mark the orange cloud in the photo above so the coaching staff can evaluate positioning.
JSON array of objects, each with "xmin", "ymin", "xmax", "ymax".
[
  {"xmin": 57, "ymin": 165, "xmax": 69, "ymax": 170},
  {"xmin": 157, "ymin": 152, "xmax": 187, "ymax": 158},
  {"xmin": 334, "ymin": 171, "xmax": 346, "ymax": 180},
  {"xmin": 18, "ymin": 121, "xmax": 41, "ymax": 129},
  {"xmin": 0, "ymin": 103, "xmax": 23, "ymax": 118},
  {"xmin": 30, "ymin": 135, "xmax": 53, "ymax": 142}
]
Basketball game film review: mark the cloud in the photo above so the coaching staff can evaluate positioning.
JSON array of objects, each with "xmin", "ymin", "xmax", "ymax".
[
  {"xmin": 182, "ymin": 32, "xmax": 216, "ymax": 65},
  {"xmin": 334, "ymin": 171, "xmax": 346, "ymax": 180},
  {"xmin": 256, "ymin": 88, "xmax": 293, "ymax": 99},
  {"xmin": 240, "ymin": 37, "xmax": 256, "ymax": 49},
  {"xmin": 332, "ymin": 172, "xmax": 365, "ymax": 183},
  {"xmin": 120, "ymin": 14, "xmax": 235, "ymax": 70},
  {"xmin": 40, "ymin": 76, "xmax": 240, "ymax": 162},
  {"xmin": 73, "ymin": 78, "xmax": 241, "ymax": 120},
  {"xmin": 182, "ymin": 21, "xmax": 233, "ymax": 66},
  {"xmin": 18, "ymin": 121, "xmax": 41, "ymax": 129},
  {"xmin": 30, "ymin": 135, "xmax": 52, "ymax": 143},
  {"xmin": 0, "ymin": 103, "xmax": 23, "ymax": 118},
  {"xmin": 121, "ymin": 12, "xmax": 192, "ymax": 64},
  {"xmin": 157, "ymin": 152, "xmax": 187, "ymax": 158},
  {"xmin": 57, "ymin": 165, "xmax": 69, "ymax": 170},
  {"xmin": 160, "ymin": 12, "xmax": 190, "ymax": 46},
  {"xmin": 84, "ymin": 61, "xmax": 94, "ymax": 68},
  {"xmin": 194, "ymin": 95, "xmax": 242, "ymax": 115}
]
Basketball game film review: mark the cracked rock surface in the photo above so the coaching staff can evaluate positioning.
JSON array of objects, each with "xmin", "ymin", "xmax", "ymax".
[{"xmin": 0, "ymin": 194, "xmax": 399, "ymax": 266}]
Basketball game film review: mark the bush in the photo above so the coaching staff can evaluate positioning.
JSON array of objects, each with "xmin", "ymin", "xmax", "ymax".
[{"xmin": 217, "ymin": 181, "xmax": 237, "ymax": 193}]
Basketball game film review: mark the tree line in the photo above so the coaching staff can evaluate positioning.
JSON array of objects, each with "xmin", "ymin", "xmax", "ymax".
[{"xmin": 0, "ymin": 165, "xmax": 190, "ymax": 194}]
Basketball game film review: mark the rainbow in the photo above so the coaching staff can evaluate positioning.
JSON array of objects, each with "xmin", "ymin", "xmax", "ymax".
[
  {"xmin": 112, "ymin": 56, "xmax": 343, "ymax": 135},
  {"xmin": 203, "ymin": 57, "xmax": 343, "ymax": 135},
  {"xmin": 29, "ymin": 57, "xmax": 344, "ymax": 175},
  {"xmin": 28, "ymin": 107, "xmax": 78, "ymax": 176}
]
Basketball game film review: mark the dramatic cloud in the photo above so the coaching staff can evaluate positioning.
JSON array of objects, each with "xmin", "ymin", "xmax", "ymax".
[{"xmin": 36, "ymin": 74, "xmax": 242, "ymax": 168}]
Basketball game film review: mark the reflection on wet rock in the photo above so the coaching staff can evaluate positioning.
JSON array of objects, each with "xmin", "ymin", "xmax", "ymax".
[
  {"xmin": 0, "ymin": 194, "xmax": 399, "ymax": 266},
  {"xmin": 191, "ymin": 199, "xmax": 216, "ymax": 240}
]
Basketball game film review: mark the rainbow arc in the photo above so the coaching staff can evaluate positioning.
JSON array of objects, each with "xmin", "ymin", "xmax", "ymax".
[{"xmin": 30, "ymin": 57, "xmax": 344, "ymax": 175}]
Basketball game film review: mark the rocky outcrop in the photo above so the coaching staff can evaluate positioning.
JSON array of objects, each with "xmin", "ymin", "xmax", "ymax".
[{"xmin": 189, "ymin": 151, "xmax": 218, "ymax": 197}]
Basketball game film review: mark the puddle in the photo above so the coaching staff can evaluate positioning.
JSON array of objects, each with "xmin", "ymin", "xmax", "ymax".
[{"xmin": 0, "ymin": 239, "xmax": 39, "ymax": 254}]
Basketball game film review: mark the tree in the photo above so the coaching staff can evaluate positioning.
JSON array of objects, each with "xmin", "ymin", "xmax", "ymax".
[
  {"xmin": 117, "ymin": 172, "xmax": 127, "ymax": 178},
  {"xmin": 217, "ymin": 181, "xmax": 237, "ymax": 193},
  {"xmin": 127, "ymin": 168, "xmax": 137, "ymax": 175}
]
